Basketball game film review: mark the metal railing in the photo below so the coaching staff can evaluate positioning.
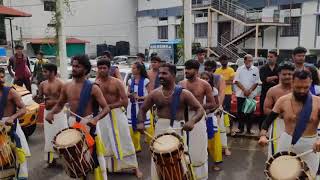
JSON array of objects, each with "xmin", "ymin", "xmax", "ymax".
[{"xmin": 192, "ymin": 0, "xmax": 264, "ymax": 24}]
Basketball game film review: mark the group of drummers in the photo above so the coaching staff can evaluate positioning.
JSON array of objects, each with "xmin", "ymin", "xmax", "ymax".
[{"xmin": 2, "ymin": 45, "xmax": 320, "ymax": 180}]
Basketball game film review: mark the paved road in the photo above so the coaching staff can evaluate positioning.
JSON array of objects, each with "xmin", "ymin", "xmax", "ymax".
[{"xmin": 26, "ymin": 125, "xmax": 267, "ymax": 180}]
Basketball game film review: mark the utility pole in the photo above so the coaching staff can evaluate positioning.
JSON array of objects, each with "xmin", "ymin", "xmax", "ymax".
[
  {"xmin": 56, "ymin": 0, "xmax": 68, "ymax": 80},
  {"xmin": 184, "ymin": 0, "xmax": 192, "ymax": 61}
]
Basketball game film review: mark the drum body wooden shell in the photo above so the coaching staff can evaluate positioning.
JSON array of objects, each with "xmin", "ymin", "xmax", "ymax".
[
  {"xmin": 151, "ymin": 132, "xmax": 190, "ymax": 180},
  {"xmin": 53, "ymin": 128, "xmax": 93, "ymax": 178},
  {"xmin": 265, "ymin": 151, "xmax": 311, "ymax": 180}
]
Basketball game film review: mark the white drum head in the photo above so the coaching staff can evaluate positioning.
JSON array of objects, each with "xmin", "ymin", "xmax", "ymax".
[
  {"xmin": 269, "ymin": 155, "xmax": 301, "ymax": 180},
  {"xmin": 55, "ymin": 129, "xmax": 82, "ymax": 147},
  {"xmin": 153, "ymin": 135, "xmax": 180, "ymax": 153}
]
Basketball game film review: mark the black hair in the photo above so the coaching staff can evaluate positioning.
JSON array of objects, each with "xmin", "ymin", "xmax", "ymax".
[
  {"xmin": 293, "ymin": 70, "xmax": 312, "ymax": 80},
  {"xmin": 97, "ymin": 58, "xmax": 111, "ymax": 68},
  {"xmin": 42, "ymin": 63, "xmax": 58, "ymax": 75},
  {"xmin": 218, "ymin": 54, "xmax": 229, "ymax": 61},
  {"xmin": 15, "ymin": 44, "xmax": 24, "ymax": 49},
  {"xmin": 200, "ymin": 71, "xmax": 214, "ymax": 88},
  {"xmin": 134, "ymin": 61, "xmax": 148, "ymax": 78},
  {"xmin": 103, "ymin": 51, "xmax": 112, "ymax": 59},
  {"xmin": 292, "ymin": 47, "xmax": 307, "ymax": 56},
  {"xmin": 185, "ymin": 59, "xmax": 200, "ymax": 70},
  {"xmin": 204, "ymin": 60, "xmax": 217, "ymax": 70},
  {"xmin": 151, "ymin": 56, "xmax": 162, "ymax": 62},
  {"xmin": 197, "ymin": 48, "xmax": 206, "ymax": 54},
  {"xmin": 72, "ymin": 55, "xmax": 92, "ymax": 75},
  {"xmin": 277, "ymin": 61, "xmax": 295, "ymax": 73},
  {"xmin": 268, "ymin": 50, "xmax": 278, "ymax": 57},
  {"xmin": 160, "ymin": 63, "xmax": 177, "ymax": 75},
  {"xmin": 37, "ymin": 51, "xmax": 44, "ymax": 56},
  {"xmin": 136, "ymin": 53, "xmax": 145, "ymax": 59},
  {"xmin": 305, "ymin": 65, "xmax": 320, "ymax": 85},
  {"xmin": 0, "ymin": 67, "xmax": 5, "ymax": 75}
]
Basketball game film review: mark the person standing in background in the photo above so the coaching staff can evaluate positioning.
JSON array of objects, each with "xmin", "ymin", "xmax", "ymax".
[
  {"xmin": 259, "ymin": 50, "xmax": 279, "ymax": 129},
  {"xmin": 32, "ymin": 51, "xmax": 48, "ymax": 87},
  {"xmin": 196, "ymin": 48, "xmax": 207, "ymax": 73},
  {"xmin": 8, "ymin": 44, "xmax": 32, "ymax": 92}
]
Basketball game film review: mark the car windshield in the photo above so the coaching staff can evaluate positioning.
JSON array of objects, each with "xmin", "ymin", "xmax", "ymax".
[{"xmin": 149, "ymin": 48, "xmax": 173, "ymax": 63}]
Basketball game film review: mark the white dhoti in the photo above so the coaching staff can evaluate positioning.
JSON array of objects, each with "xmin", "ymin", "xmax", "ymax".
[
  {"xmin": 1, "ymin": 117, "xmax": 30, "ymax": 179},
  {"xmin": 268, "ymin": 117, "xmax": 285, "ymax": 158},
  {"xmin": 188, "ymin": 113, "xmax": 208, "ymax": 180},
  {"xmin": 99, "ymin": 108, "xmax": 138, "ymax": 172},
  {"xmin": 44, "ymin": 109, "xmax": 69, "ymax": 163},
  {"xmin": 277, "ymin": 132, "xmax": 319, "ymax": 177},
  {"xmin": 69, "ymin": 115, "xmax": 108, "ymax": 180}
]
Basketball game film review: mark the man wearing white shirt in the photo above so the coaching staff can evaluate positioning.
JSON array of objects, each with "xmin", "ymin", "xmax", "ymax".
[{"xmin": 234, "ymin": 54, "xmax": 260, "ymax": 134}]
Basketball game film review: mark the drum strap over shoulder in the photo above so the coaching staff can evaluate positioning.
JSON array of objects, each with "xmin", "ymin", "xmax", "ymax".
[
  {"xmin": 76, "ymin": 80, "xmax": 93, "ymax": 122},
  {"xmin": 130, "ymin": 77, "xmax": 145, "ymax": 131},
  {"xmin": 0, "ymin": 86, "xmax": 11, "ymax": 120},
  {"xmin": 170, "ymin": 85, "xmax": 183, "ymax": 127},
  {"xmin": 292, "ymin": 93, "xmax": 313, "ymax": 145}
]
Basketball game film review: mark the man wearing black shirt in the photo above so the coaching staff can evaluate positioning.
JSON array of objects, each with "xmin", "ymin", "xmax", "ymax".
[{"xmin": 259, "ymin": 50, "xmax": 279, "ymax": 128}]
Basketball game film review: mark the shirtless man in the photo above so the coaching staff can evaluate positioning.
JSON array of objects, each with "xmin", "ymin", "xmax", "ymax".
[
  {"xmin": 259, "ymin": 70, "xmax": 320, "ymax": 177},
  {"xmin": 179, "ymin": 59, "xmax": 218, "ymax": 180},
  {"xmin": 95, "ymin": 59, "xmax": 143, "ymax": 178},
  {"xmin": 263, "ymin": 62, "xmax": 294, "ymax": 157},
  {"xmin": 35, "ymin": 63, "xmax": 68, "ymax": 166},
  {"xmin": 136, "ymin": 63, "xmax": 205, "ymax": 180},
  {"xmin": 0, "ymin": 67, "xmax": 30, "ymax": 179},
  {"xmin": 46, "ymin": 55, "xmax": 110, "ymax": 179},
  {"xmin": 147, "ymin": 56, "xmax": 162, "ymax": 90}
]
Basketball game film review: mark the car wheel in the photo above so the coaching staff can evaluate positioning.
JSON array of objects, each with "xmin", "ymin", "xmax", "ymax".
[{"xmin": 22, "ymin": 123, "xmax": 37, "ymax": 138}]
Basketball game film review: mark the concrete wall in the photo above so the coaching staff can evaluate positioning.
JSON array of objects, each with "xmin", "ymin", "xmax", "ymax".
[
  {"xmin": 4, "ymin": 0, "xmax": 138, "ymax": 56},
  {"xmin": 138, "ymin": 0, "xmax": 182, "ymax": 11}
]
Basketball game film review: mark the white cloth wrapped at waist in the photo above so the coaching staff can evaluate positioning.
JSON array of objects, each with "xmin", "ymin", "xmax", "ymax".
[{"xmin": 44, "ymin": 109, "xmax": 69, "ymax": 152}]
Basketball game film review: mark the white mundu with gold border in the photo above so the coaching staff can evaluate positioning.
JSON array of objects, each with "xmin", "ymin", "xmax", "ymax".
[{"xmin": 99, "ymin": 108, "xmax": 138, "ymax": 172}]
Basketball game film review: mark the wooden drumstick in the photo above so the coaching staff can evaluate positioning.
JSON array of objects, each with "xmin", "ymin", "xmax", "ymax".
[
  {"xmin": 293, "ymin": 149, "xmax": 314, "ymax": 159},
  {"xmin": 68, "ymin": 109, "xmax": 86, "ymax": 121},
  {"xmin": 144, "ymin": 131, "xmax": 163, "ymax": 145},
  {"xmin": 213, "ymin": 107, "xmax": 236, "ymax": 118},
  {"xmin": 267, "ymin": 136, "xmax": 280, "ymax": 143}
]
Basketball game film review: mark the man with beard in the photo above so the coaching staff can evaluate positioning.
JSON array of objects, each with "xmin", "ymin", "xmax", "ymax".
[
  {"xmin": 259, "ymin": 70, "xmax": 320, "ymax": 177},
  {"xmin": 34, "ymin": 63, "xmax": 68, "ymax": 166},
  {"xmin": 95, "ymin": 59, "xmax": 143, "ymax": 178},
  {"xmin": 179, "ymin": 59, "xmax": 218, "ymax": 180},
  {"xmin": 292, "ymin": 47, "xmax": 307, "ymax": 71},
  {"xmin": 263, "ymin": 62, "xmax": 294, "ymax": 157},
  {"xmin": 136, "ymin": 63, "xmax": 205, "ymax": 180},
  {"xmin": 0, "ymin": 67, "xmax": 30, "ymax": 179},
  {"xmin": 46, "ymin": 55, "xmax": 110, "ymax": 179}
]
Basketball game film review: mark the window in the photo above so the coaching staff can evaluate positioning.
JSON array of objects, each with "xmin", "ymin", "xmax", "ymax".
[
  {"xmin": 158, "ymin": 26, "xmax": 168, "ymax": 39},
  {"xmin": 195, "ymin": 12, "xmax": 208, "ymax": 18},
  {"xmin": 0, "ymin": 17, "xmax": 6, "ymax": 45},
  {"xmin": 194, "ymin": 23, "xmax": 208, "ymax": 38},
  {"xmin": 281, "ymin": 17, "xmax": 301, "ymax": 37},
  {"xmin": 175, "ymin": 25, "xmax": 181, "ymax": 39},
  {"xmin": 159, "ymin": 17, "xmax": 168, "ymax": 21},
  {"xmin": 176, "ymin": 16, "xmax": 182, "ymax": 20},
  {"xmin": 280, "ymin": 3, "xmax": 301, "ymax": 10}
]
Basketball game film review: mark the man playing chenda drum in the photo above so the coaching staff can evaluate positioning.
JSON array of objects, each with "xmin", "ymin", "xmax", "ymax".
[
  {"xmin": 137, "ymin": 63, "xmax": 205, "ymax": 180},
  {"xmin": 34, "ymin": 63, "xmax": 68, "ymax": 167},
  {"xmin": 259, "ymin": 70, "xmax": 320, "ymax": 177},
  {"xmin": 45, "ymin": 55, "xmax": 110, "ymax": 179},
  {"xmin": 0, "ymin": 67, "xmax": 30, "ymax": 179}
]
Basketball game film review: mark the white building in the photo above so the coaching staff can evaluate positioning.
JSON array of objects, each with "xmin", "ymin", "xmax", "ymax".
[{"xmin": 2, "ymin": 0, "xmax": 138, "ymax": 57}]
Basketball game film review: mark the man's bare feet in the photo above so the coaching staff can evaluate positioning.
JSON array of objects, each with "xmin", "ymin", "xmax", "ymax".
[
  {"xmin": 224, "ymin": 148, "xmax": 231, "ymax": 156},
  {"xmin": 213, "ymin": 165, "xmax": 221, "ymax": 171},
  {"xmin": 135, "ymin": 168, "xmax": 143, "ymax": 179}
]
